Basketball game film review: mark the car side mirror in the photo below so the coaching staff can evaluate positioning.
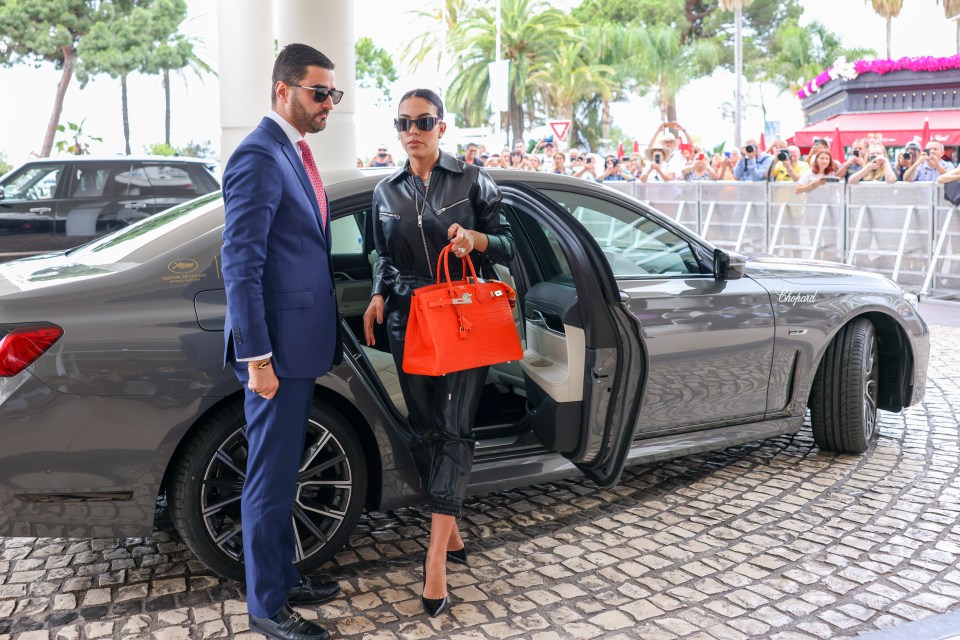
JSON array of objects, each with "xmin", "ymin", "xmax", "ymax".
[
  {"xmin": 0, "ymin": 187, "xmax": 5, "ymax": 201},
  {"xmin": 713, "ymin": 248, "xmax": 746, "ymax": 280}
]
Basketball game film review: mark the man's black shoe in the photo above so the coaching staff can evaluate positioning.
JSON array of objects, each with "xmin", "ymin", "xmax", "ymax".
[
  {"xmin": 285, "ymin": 576, "xmax": 341, "ymax": 605},
  {"xmin": 249, "ymin": 603, "xmax": 330, "ymax": 640}
]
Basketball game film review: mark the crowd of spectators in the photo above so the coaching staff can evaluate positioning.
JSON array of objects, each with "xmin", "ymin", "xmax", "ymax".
[{"xmin": 358, "ymin": 127, "xmax": 957, "ymax": 192}]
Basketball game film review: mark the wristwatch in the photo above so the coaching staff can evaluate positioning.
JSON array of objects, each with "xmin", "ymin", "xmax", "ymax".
[{"xmin": 248, "ymin": 360, "xmax": 272, "ymax": 369}]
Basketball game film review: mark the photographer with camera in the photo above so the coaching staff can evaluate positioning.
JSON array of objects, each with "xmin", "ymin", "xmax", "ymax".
[
  {"xmin": 766, "ymin": 140, "xmax": 808, "ymax": 182},
  {"xmin": 641, "ymin": 143, "xmax": 672, "ymax": 182},
  {"xmin": 847, "ymin": 143, "xmax": 897, "ymax": 184},
  {"xmin": 891, "ymin": 141, "xmax": 920, "ymax": 180},
  {"xmin": 733, "ymin": 138, "xmax": 773, "ymax": 182},
  {"xmin": 836, "ymin": 139, "xmax": 868, "ymax": 180},
  {"xmin": 366, "ymin": 144, "xmax": 395, "ymax": 168},
  {"xmin": 903, "ymin": 140, "xmax": 954, "ymax": 182},
  {"xmin": 599, "ymin": 154, "xmax": 634, "ymax": 182}
]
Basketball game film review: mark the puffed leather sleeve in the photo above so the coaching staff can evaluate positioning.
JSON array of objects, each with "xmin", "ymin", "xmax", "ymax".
[
  {"xmin": 371, "ymin": 187, "xmax": 395, "ymax": 298},
  {"xmin": 472, "ymin": 168, "xmax": 515, "ymax": 264}
]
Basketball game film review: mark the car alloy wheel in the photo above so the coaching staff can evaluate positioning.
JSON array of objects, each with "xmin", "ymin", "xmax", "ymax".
[{"xmin": 169, "ymin": 399, "xmax": 367, "ymax": 582}]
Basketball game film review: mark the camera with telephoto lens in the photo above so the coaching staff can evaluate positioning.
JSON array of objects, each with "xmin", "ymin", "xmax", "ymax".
[
  {"xmin": 745, "ymin": 144, "xmax": 755, "ymax": 154},
  {"xmin": 777, "ymin": 150, "xmax": 788, "ymax": 162},
  {"xmin": 902, "ymin": 152, "xmax": 913, "ymax": 161}
]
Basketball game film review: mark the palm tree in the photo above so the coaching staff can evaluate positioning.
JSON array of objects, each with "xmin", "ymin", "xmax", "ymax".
[
  {"xmin": 578, "ymin": 23, "xmax": 645, "ymax": 143},
  {"xmin": 937, "ymin": 0, "xmax": 960, "ymax": 54},
  {"xmin": 400, "ymin": 0, "xmax": 478, "ymax": 75},
  {"xmin": 446, "ymin": 0, "xmax": 578, "ymax": 143},
  {"xmin": 766, "ymin": 20, "xmax": 875, "ymax": 94},
  {"xmin": 865, "ymin": 0, "xmax": 903, "ymax": 59},
  {"xmin": 529, "ymin": 41, "xmax": 615, "ymax": 145},
  {"xmin": 144, "ymin": 33, "xmax": 215, "ymax": 146}
]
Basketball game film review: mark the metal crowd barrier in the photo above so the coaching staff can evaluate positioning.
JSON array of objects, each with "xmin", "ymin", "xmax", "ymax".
[{"xmin": 604, "ymin": 179, "xmax": 959, "ymax": 299}]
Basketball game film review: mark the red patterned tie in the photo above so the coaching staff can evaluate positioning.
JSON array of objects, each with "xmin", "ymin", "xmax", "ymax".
[{"xmin": 296, "ymin": 140, "xmax": 328, "ymax": 229}]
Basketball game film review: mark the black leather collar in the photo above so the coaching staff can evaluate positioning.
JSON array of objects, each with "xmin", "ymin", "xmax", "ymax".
[{"xmin": 385, "ymin": 150, "xmax": 464, "ymax": 183}]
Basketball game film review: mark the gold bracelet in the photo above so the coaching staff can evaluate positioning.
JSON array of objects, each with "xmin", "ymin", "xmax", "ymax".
[{"xmin": 248, "ymin": 360, "xmax": 271, "ymax": 369}]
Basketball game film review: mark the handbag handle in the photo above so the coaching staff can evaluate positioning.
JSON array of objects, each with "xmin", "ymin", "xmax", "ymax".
[{"xmin": 436, "ymin": 245, "xmax": 483, "ymax": 302}]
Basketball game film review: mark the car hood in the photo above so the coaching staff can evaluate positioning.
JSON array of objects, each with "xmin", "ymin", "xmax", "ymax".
[{"xmin": 745, "ymin": 255, "xmax": 903, "ymax": 291}]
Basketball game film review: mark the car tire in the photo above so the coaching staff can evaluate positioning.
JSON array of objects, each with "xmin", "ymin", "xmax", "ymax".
[
  {"xmin": 168, "ymin": 396, "xmax": 367, "ymax": 582},
  {"xmin": 809, "ymin": 318, "xmax": 879, "ymax": 454}
]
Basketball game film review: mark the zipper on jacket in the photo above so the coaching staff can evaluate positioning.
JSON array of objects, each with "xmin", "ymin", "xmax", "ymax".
[
  {"xmin": 379, "ymin": 211, "xmax": 401, "ymax": 220},
  {"xmin": 414, "ymin": 178, "xmax": 434, "ymax": 280},
  {"xmin": 434, "ymin": 198, "xmax": 469, "ymax": 215}
]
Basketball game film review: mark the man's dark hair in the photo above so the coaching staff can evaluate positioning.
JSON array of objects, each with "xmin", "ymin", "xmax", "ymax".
[
  {"xmin": 272, "ymin": 43, "xmax": 335, "ymax": 104},
  {"xmin": 398, "ymin": 88, "xmax": 444, "ymax": 120}
]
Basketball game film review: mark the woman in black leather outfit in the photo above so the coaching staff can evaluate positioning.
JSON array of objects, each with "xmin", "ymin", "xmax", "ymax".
[{"xmin": 362, "ymin": 89, "xmax": 515, "ymax": 617}]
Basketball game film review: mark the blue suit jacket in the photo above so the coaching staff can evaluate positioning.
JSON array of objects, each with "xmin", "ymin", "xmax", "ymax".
[{"xmin": 221, "ymin": 116, "xmax": 341, "ymax": 378}]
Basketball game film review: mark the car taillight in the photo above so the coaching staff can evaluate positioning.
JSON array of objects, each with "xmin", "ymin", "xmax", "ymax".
[{"xmin": 0, "ymin": 323, "xmax": 64, "ymax": 377}]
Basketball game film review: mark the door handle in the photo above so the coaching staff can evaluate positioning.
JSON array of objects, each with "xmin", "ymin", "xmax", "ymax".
[
  {"xmin": 29, "ymin": 207, "xmax": 52, "ymax": 213},
  {"xmin": 128, "ymin": 202, "xmax": 147, "ymax": 210}
]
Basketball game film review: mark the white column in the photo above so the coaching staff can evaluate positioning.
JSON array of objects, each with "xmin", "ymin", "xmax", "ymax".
[
  {"xmin": 217, "ymin": 0, "xmax": 274, "ymax": 167},
  {"xmin": 276, "ymin": 0, "xmax": 357, "ymax": 172}
]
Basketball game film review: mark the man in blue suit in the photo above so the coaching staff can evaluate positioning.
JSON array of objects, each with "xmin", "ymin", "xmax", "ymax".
[{"xmin": 221, "ymin": 43, "xmax": 344, "ymax": 640}]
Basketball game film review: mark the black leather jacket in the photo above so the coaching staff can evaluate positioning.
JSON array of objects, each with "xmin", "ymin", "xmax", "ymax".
[{"xmin": 371, "ymin": 151, "xmax": 515, "ymax": 304}]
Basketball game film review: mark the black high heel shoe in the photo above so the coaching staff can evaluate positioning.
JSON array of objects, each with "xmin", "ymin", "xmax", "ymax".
[
  {"xmin": 447, "ymin": 546, "xmax": 468, "ymax": 566},
  {"xmin": 421, "ymin": 556, "xmax": 448, "ymax": 618}
]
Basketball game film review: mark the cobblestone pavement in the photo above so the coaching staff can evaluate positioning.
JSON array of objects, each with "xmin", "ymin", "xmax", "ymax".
[{"xmin": 1, "ymin": 323, "xmax": 959, "ymax": 640}]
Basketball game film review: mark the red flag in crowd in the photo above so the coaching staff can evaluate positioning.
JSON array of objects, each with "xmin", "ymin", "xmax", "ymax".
[
  {"xmin": 921, "ymin": 118, "xmax": 931, "ymax": 147},
  {"xmin": 759, "ymin": 133, "xmax": 766, "ymax": 152},
  {"xmin": 830, "ymin": 127, "xmax": 845, "ymax": 162},
  {"xmin": 633, "ymin": 140, "xmax": 639, "ymax": 153},
  {"xmin": 617, "ymin": 142, "xmax": 624, "ymax": 158}
]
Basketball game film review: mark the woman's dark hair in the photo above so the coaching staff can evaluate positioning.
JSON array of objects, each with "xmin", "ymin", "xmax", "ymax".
[
  {"xmin": 272, "ymin": 43, "xmax": 335, "ymax": 104},
  {"xmin": 399, "ymin": 88, "xmax": 444, "ymax": 120}
]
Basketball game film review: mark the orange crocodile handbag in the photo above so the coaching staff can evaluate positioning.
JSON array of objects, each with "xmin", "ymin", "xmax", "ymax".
[{"xmin": 403, "ymin": 245, "xmax": 523, "ymax": 376}]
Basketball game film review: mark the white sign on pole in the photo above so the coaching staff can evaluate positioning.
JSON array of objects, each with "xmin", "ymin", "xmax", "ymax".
[
  {"xmin": 548, "ymin": 120, "xmax": 571, "ymax": 142},
  {"xmin": 487, "ymin": 59, "xmax": 510, "ymax": 113}
]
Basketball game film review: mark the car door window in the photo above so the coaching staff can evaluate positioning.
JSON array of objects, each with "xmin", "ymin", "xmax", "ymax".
[
  {"xmin": 69, "ymin": 164, "xmax": 133, "ymax": 198},
  {"xmin": 2, "ymin": 164, "xmax": 65, "ymax": 201},
  {"xmin": 142, "ymin": 163, "xmax": 204, "ymax": 199},
  {"xmin": 540, "ymin": 189, "xmax": 700, "ymax": 277}
]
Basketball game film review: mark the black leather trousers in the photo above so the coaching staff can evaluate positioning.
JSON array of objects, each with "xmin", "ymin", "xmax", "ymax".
[{"xmin": 386, "ymin": 302, "xmax": 488, "ymax": 517}]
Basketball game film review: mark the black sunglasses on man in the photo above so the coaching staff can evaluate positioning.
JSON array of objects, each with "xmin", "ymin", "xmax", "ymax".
[{"xmin": 285, "ymin": 82, "xmax": 344, "ymax": 105}]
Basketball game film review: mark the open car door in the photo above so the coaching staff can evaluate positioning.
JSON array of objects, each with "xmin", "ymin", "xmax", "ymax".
[{"xmin": 500, "ymin": 184, "xmax": 646, "ymax": 488}]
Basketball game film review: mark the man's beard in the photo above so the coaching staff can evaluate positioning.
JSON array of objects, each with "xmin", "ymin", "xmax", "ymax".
[{"xmin": 291, "ymin": 97, "xmax": 327, "ymax": 134}]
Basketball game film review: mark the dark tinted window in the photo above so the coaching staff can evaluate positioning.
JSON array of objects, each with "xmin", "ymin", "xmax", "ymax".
[
  {"xmin": 1, "ymin": 163, "xmax": 65, "ymax": 201},
  {"xmin": 68, "ymin": 163, "xmax": 138, "ymax": 198},
  {"xmin": 143, "ymin": 163, "xmax": 217, "ymax": 198}
]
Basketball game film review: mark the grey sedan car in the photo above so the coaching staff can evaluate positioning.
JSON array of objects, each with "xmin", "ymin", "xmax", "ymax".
[{"xmin": 0, "ymin": 170, "xmax": 928, "ymax": 581}]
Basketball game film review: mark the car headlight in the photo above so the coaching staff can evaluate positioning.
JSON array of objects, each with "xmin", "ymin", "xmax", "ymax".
[{"xmin": 903, "ymin": 293, "xmax": 919, "ymax": 310}]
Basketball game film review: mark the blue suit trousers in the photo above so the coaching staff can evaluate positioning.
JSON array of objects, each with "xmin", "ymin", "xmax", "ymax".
[{"xmin": 233, "ymin": 366, "xmax": 315, "ymax": 618}]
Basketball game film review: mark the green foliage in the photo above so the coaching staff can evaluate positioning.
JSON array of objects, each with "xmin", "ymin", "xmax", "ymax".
[
  {"xmin": 0, "ymin": 150, "xmax": 12, "ymax": 176},
  {"xmin": 54, "ymin": 118, "xmax": 103, "ymax": 155},
  {"xmin": 144, "ymin": 139, "xmax": 214, "ymax": 158},
  {"xmin": 0, "ymin": 0, "xmax": 107, "ymax": 69},
  {"xmin": 146, "ymin": 142, "xmax": 178, "ymax": 156},
  {"xmin": 355, "ymin": 36, "xmax": 398, "ymax": 103},
  {"xmin": 446, "ymin": 0, "xmax": 579, "ymax": 136},
  {"xmin": 761, "ymin": 18, "xmax": 875, "ymax": 93}
]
